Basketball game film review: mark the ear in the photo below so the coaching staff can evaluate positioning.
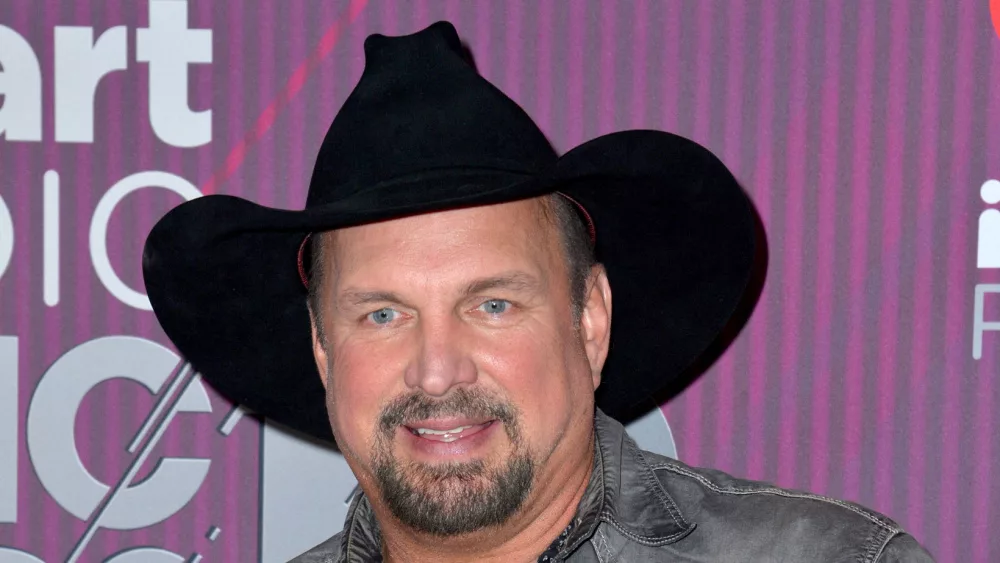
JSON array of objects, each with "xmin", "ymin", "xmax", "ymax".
[
  {"xmin": 579, "ymin": 265, "xmax": 612, "ymax": 390},
  {"xmin": 310, "ymin": 307, "xmax": 330, "ymax": 391}
]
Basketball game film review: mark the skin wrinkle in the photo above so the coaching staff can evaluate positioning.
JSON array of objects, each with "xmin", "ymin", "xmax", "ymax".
[
  {"xmin": 308, "ymin": 197, "xmax": 612, "ymax": 562},
  {"xmin": 338, "ymin": 272, "xmax": 544, "ymax": 315}
]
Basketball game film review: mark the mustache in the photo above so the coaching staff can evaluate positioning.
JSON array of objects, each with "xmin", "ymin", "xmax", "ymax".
[{"xmin": 377, "ymin": 387, "xmax": 520, "ymax": 439}]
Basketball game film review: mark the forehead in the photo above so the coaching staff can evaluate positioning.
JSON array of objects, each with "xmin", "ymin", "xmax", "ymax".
[{"xmin": 326, "ymin": 198, "xmax": 560, "ymax": 281}]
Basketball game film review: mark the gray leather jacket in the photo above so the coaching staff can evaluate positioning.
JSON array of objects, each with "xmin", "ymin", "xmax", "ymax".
[{"xmin": 292, "ymin": 410, "xmax": 934, "ymax": 562}]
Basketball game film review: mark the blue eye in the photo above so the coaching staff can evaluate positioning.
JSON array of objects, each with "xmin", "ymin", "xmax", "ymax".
[
  {"xmin": 368, "ymin": 308, "xmax": 397, "ymax": 325},
  {"xmin": 479, "ymin": 299, "xmax": 510, "ymax": 315}
]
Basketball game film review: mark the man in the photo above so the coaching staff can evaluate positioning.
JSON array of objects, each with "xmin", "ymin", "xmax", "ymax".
[{"xmin": 144, "ymin": 22, "xmax": 934, "ymax": 562}]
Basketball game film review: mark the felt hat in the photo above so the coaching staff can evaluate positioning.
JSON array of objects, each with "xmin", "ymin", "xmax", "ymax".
[{"xmin": 143, "ymin": 21, "xmax": 755, "ymax": 442}]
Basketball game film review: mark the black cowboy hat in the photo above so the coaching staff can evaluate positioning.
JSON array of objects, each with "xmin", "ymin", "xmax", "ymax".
[{"xmin": 143, "ymin": 22, "xmax": 754, "ymax": 443}]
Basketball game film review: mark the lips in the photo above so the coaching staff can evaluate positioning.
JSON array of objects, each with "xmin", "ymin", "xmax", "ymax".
[{"xmin": 405, "ymin": 420, "xmax": 494, "ymax": 443}]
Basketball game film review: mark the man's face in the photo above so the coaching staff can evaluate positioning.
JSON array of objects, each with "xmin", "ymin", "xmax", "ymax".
[{"xmin": 310, "ymin": 198, "xmax": 611, "ymax": 536}]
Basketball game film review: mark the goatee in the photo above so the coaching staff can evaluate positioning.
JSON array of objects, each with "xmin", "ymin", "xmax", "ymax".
[{"xmin": 371, "ymin": 388, "xmax": 535, "ymax": 536}]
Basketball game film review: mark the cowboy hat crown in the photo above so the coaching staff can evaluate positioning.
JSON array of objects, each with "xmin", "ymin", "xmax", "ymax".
[{"xmin": 308, "ymin": 22, "xmax": 556, "ymax": 210}]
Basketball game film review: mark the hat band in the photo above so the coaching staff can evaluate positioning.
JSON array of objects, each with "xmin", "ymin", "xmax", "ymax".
[
  {"xmin": 297, "ymin": 234, "xmax": 313, "ymax": 289},
  {"xmin": 555, "ymin": 191, "xmax": 597, "ymax": 245}
]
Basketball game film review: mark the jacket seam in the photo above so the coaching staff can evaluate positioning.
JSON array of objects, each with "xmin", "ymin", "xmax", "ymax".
[
  {"xmin": 628, "ymin": 439, "xmax": 689, "ymax": 530},
  {"xmin": 650, "ymin": 462, "xmax": 900, "ymax": 532},
  {"xmin": 857, "ymin": 516, "xmax": 883, "ymax": 563},
  {"xmin": 343, "ymin": 498, "xmax": 364, "ymax": 563},
  {"xmin": 863, "ymin": 527, "xmax": 899, "ymax": 563},
  {"xmin": 590, "ymin": 526, "xmax": 610, "ymax": 563},
  {"xmin": 599, "ymin": 510, "xmax": 694, "ymax": 546},
  {"xmin": 557, "ymin": 432, "xmax": 608, "ymax": 560}
]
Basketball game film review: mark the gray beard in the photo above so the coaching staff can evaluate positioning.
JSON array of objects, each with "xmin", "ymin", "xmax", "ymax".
[
  {"xmin": 370, "ymin": 388, "xmax": 535, "ymax": 536},
  {"xmin": 373, "ymin": 450, "xmax": 534, "ymax": 536}
]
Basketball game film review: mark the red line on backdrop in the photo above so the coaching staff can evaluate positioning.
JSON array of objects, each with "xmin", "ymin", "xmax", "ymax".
[
  {"xmin": 200, "ymin": 0, "xmax": 369, "ymax": 196},
  {"xmin": 992, "ymin": 0, "xmax": 1000, "ymax": 40}
]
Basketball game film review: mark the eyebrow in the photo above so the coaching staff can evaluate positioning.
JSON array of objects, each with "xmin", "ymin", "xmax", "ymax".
[
  {"xmin": 338, "ymin": 290, "xmax": 406, "ymax": 309},
  {"xmin": 336, "ymin": 272, "xmax": 541, "ymax": 310},
  {"xmin": 462, "ymin": 272, "xmax": 541, "ymax": 296}
]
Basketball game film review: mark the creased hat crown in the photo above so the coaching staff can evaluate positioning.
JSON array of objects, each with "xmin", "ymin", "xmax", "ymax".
[{"xmin": 306, "ymin": 22, "xmax": 558, "ymax": 208}]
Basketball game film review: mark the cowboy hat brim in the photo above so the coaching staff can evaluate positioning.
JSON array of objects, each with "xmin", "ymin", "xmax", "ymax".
[{"xmin": 143, "ymin": 129, "xmax": 754, "ymax": 442}]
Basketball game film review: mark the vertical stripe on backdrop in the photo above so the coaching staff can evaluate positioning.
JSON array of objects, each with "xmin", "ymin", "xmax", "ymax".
[
  {"xmin": 775, "ymin": 0, "xmax": 809, "ymax": 489},
  {"xmin": 937, "ymin": 0, "xmax": 977, "ymax": 557},
  {"xmin": 413, "ymin": 0, "xmax": 429, "ymax": 31},
  {"xmin": 906, "ymin": 0, "xmax": 942, "ymax": 544},
  {"xmin": 566, "ymin": 1, "xmax": 585, "ymax": 146},
  {"xmin": 629, "ymin": 0, "xmax": 648, "ymax": 131},
  {"xmin": 841, "ymin": 0, "xmax": 876, "ymax": 504},
  {"xmin": 286, "ymin": 2, "xmax": 307, "ymax": 209},
  {"xmin": 745, "ymin": 0, "xmax": 778, "ymax": 481},
  {"xmin": 317, "ymin": 0, "xmax": 338, "ymax": 137},
  {"xmin": 535, "ymin": 0, "xmax": 554, "ymax": 133},
  {"xmin": 503, "ymin": 1, "xmax": 523, "ymax": 106},
  {"xmin": 349, "ymin": 3, "xmax": 369, "ymax": 148},
  {"xmin": 257, "ymin": 0, "xmax": 275, "ymax": 207},
  {"xmin": 713, "ymin": 0, "xmax": 746, "ymax": 474},
  {"xmin": 808, "ymin": 0, "xmax": 842, "ymax": 496},
  {"xmin": 659, "ymin": 0, "xmax": 680, "ymax": 135},
  {"xmin": 351, "ymin": 1, "xmax": 369, "ymax": 112},
  {"xmin": 597, "ymin": 1, "xmax": 616, "ymax": 136},
  {"xmin": 99, "ymin": 0, "xmax": 123, "ymax": 556},
  {"xmin": 472, "ymin": 0, "xmax": 491, "ymax": 81},
  {"xmin": 872, "ymin": 0, "xmax": 911, "ymax": 518},
  {"xmin": 10, "ymin": 0, "xmax": 33, "ymax": 553},
  {"xmin": 25, "ymin": 0, "xmax": 46, "ymax": 555},
  {"xmin": 47, "ymin": 1, "xmax": 71, "ymax": 557},
  {"xmin": 215, "ymin": 0, "xmax": 244, "ymax": 200}
]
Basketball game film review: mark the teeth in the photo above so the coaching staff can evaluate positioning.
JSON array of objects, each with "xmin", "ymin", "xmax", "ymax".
[{"xmin": 415, "ymin": 425, "xmax": 472, "ymax": 435}]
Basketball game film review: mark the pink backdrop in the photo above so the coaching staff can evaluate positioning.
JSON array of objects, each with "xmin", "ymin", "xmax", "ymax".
[{"xmin": 2, "ymin": 1, "xmax": 999, "ymax": 561}]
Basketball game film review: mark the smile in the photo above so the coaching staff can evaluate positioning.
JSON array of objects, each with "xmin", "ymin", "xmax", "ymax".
[{"xmin": 404, "ymin": 420, "xmax": 495, "ymax": 444}]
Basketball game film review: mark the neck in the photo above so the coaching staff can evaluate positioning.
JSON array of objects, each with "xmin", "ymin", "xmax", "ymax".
[{"xmin": 375, "ymin": 430, "xmax": 596, "ymax": 563}]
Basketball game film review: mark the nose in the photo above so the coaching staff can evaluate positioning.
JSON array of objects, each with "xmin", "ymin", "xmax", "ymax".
[{"xmin": 403, "ymin": 314, "xmax": 478, "ymax": 396}]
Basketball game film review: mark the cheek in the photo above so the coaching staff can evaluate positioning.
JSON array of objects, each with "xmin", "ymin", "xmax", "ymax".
[
  {"xmin": 326, "ymin": 338, "xmax": 408, "ymax": 458},
  {"xmin": 475, "ymin": 323, "xmax": 590, "ymax": 445}
]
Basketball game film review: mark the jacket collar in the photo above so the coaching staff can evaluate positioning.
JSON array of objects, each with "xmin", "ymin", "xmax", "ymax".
[
  {"xmin": 555, "ymin": 409, "xmax": 693, "ymax": 558},
  {"xmin": 338, "ymin": 408, "xmax": 693, "ymax": 561},
  {"xmin": 339, "ymin": 492, "xmax": 383, "ymax": 562}
]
